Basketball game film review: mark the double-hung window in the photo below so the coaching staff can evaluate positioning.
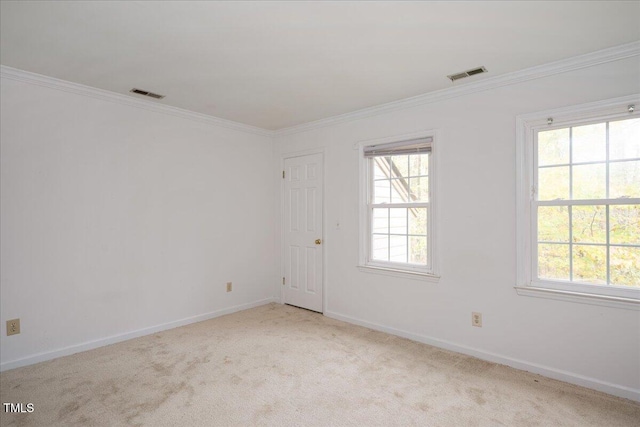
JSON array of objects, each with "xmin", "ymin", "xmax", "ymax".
[
  {"xmin": 359, "ymin": 133, "xmax": 437, "ymax": 279},
  {"xmin": 517, "ymin": 96, "xmax": 639, "ymax": 306}
]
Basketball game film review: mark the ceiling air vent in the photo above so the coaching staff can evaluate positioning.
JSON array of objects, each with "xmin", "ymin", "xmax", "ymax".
[
  {"xmin": 130, "ymin": 88, "xmax": 165, "ymax": 99},
  {"xmin": 447, "ymin": 66, "xmax": 487, "ymax": 82}
]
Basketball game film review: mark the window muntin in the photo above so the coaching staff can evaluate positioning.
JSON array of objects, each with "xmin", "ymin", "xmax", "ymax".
[
  {"xmin": 364, "ymin": 138, "xmax": 433, "ymax": 273},
  {"xmin": 533, "ymin": 117, "xmax": 640, "ymax": 289}
]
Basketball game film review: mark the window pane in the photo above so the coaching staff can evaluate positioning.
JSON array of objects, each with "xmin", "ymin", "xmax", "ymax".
[
  {"xmin": 389, "ymin": 208, "xmax": 407, "ymax": 234},
  {"xmin": 374, "ymin": 179, "xmax": 390, "ymax": 203},
  {"xmin": 573, "ymin": 163, "xmax": 606, "ymax": 199},
  {"xmin": 391, "ymin": 179, "xmax": 410, "ymax": 203},
  {"xmin": 610, "ymin": 204, "xmax": 640, "ymax": 245},
  {"xmin": 390, "ymin": 235, "xmax": 407, "ymax": 262},
  {"xmin": 409, "ymin": 154, "xmax": 429, "ymax": 176},
  {"xmin": 372, "ymin": 234, "xmax": 389, "ymax": 261},
  {"xmin": 533, "ymin": 117, "xmax": 640, "ymax": 290},
  {"xmin": 372, "ymin": 208, "xmax": 389, "ymax": 234},
  {"xmin": 409, "ymin": 236, "xmax": 427, "ymax": 265},
  {"xmin": 368, "ymin": 149, "xmax": 432, "ymax": 270},
  {"xmin": 573, "ymin": 245, "xmax": 607, "ymax": 284},
  {"xmin": 538, "ymin": 243, "xmax": 570, "ymax": 280},
  {"xmin": 610, "ymin": 160, "xmax": 640, "ymax": 199},
  {"xmin": 409, "ymin": 208, "xmax": 427, "ymax": 235},
  {"xmin": 538, "ymin": 128, "xmax": 569, "ymax": 166},
  {"xmin": 609, "ymin": 118, "xmax": 640, "ymax": 161},
  {"xmin": 610, "ymin": 246, "xmax": 640, "ymax": 288},
  {"xmin": 391, "ymin": 155, "xmax": 409, "ymax": 178},
  {"xmin": 538, "ymin": 206, "xmax": 569, "ymax": 242},
  {"xmin": 538, "ymin": 166, "xmax": 569, "ymax": 201},
  {"xmin": 572, "ymin": 205, "xmax": 606, "ymax": 244},
  {"xmin": 409, "ymin": 177, "xmax": 429, "ymax": 202},
  {"xmin": 374, "ymin": 157, "xmax": 390, "ymax": 179},
  {"xmin": 572, "ymin": 123, "xmax": 606, "ymax": 163}
]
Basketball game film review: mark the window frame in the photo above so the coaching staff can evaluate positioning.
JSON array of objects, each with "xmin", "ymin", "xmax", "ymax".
[
  {"xmin": 516, "ymin": 95, "xmax": 640, "ymax": 308},
  {"xmin": 357, "ymin": 130, "xmax": 440, "ymax": 281}
]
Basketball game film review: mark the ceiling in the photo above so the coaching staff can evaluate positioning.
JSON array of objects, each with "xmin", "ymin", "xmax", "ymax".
[{"xmin": 1, "ymin": 1, "xmax": 639, "ymax": 130}]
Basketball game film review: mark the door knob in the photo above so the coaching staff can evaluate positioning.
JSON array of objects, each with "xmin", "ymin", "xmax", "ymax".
[{"xmin": 315, "ymin": 239, "xmax": 322, "ymax": 245}]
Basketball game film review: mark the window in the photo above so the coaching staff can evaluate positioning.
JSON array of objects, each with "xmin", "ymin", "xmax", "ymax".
[
  {"xmin": 517, "ymin": 96, "xmax": 639, "ymax": 306},
  {"xmin": 358, "ymin": 133, "xmax": 438, "ymax": 279}
]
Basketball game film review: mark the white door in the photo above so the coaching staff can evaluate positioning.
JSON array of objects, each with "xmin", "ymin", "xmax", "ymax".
[{"xmin": 283, "ymin": 153, "xmax": 323, "ymax": 312}]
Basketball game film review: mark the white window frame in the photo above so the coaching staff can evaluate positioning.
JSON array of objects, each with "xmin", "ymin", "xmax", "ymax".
[
  {"xmin": 515, "ymin": 94, "xmax": 640, "ymax": 309},
  {"xmin": 357, "ymin": 130, "xmax": 440, "ymax": 281}
]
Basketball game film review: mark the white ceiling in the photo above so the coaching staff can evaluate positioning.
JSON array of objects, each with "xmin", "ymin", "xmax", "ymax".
[{"xmin": 1, "ymin": 1, "xmax": 639, "ymax": 130}]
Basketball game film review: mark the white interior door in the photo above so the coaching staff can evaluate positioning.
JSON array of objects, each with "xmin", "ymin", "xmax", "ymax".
[{"xmin": 283, "ymin": 153, "xmax": 323, "ymax": 312}]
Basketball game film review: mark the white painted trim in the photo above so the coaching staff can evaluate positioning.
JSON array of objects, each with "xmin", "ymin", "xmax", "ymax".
[
  {"xmin": 514, "ymin": 286, "xmax": 640, "ymax": 311},
  {"xmin": 0, "ymin": 65, "xmax": 273, "ymax": 137},
  {"xmin": 279, "ymin": 148, "xmax": 327, "ymax": 313},
  {"xmin": 515, "ymin": 94, "xmax": 640, "ymax": 306},
  {"xmin": 0, "ymin": 298, "xmax": 277, "ymax": 372},
  {"xmin": 276, "ymin": 41, "xmax": 640, "ymax": 136},
  {"xmin": 516, "ymin": 93, "xmax": 640, "ymax": 124},
  {"xmin": 357, "ymin": 265, "xmax": 440, "ymax": 282},
  {"xmin": 3, "ymin": 41, "xmax": 638, "ymax": 137},
  {"xmin": 324, "ymin": 310, "xmax": 640, "ymax": 402},
  {"xmin": 280, "ymin": 147, "xmax": 328, "ymax": 160},
  {"xmin": 357, "ymin": 129, "xmax": 440, "ymax": 278}
]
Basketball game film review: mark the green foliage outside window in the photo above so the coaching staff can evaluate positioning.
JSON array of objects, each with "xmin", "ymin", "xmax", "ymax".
[{"xmin": 536, "ymin": 118, "xmax": 639, "ymax": 288}]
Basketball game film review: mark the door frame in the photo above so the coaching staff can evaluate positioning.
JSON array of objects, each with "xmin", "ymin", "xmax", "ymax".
[{"xmin": 279, "ymin": 148, "xmax": 326, "ymax": 312}]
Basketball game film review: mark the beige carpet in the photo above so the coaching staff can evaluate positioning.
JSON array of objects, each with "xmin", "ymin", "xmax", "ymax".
[{"xmin": 1, "ymin": 303, "xmax": 638, "ymax": 426}]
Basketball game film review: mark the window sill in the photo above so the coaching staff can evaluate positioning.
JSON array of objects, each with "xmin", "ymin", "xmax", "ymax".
[
  {"xmin": 514, "ymin": 285, "xmax": 640, "ymax": 311},
  {"xmin": 358, "ymin": 265, "xmax": 440, "ymax": 282}
]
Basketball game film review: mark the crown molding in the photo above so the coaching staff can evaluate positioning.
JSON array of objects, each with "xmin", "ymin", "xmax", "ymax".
[
  {"xmin": 274, "ymin": 40, "xmax": 640, "ymax": 137},
  {"xmin": 2, "ymin": 41, "xmax": 638, "ymax": 138},
  {"xmin": 0, "ymin": 65, "xmax": 274, "ymax": 137}
]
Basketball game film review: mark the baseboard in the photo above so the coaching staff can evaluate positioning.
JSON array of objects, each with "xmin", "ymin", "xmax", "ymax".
[
  {"xmin": 0, "ymin": 297, "xmax": 277, "ymax": 372},
  {"xmin": 324, "ymin": 310, "xmax": 640, "ymax": 402}
]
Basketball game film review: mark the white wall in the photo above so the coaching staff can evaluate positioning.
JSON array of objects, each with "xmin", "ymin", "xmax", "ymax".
[
  {"xmin": 0, "ymin": 76, "xmax": 276, "ymax": 368},
  {"xmin": 274, "ymin": 56, "xmax": 640, "ymax": 399},
  {"xmin": 2, "ymin": 51, "xmax": 638, "ymax": 401}
]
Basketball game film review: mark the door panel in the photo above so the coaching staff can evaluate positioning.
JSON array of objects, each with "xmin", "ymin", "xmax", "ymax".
[{"xmin": 283, "ymin": 153, "xmax": 323, "ymax": 312}]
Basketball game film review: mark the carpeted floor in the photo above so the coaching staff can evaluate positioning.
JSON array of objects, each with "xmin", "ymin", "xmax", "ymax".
[{"xmin": 1, "ymin": 303, "xmax": 639, "ymax": 426}]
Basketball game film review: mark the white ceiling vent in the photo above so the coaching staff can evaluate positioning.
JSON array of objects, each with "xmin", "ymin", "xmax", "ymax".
[
  {"xmin": 447, "ymin": 66, "xmax": 488, "ymax": 82},
  {"xmin": 129, "ymin": 88, "xmax": 165, "ymax": 99}
]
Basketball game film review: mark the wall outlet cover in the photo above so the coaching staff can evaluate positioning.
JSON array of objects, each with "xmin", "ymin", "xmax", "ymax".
[
  {"xmin": 7, "ymin": 319, "xmax": 20, "ymax": 336},
  {"xmin": 472, "ymin": 312, "xmax": 482, "ymax": 327}
]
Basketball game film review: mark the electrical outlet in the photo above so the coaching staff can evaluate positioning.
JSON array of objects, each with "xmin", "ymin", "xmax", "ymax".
[
  {"xmin": 226, "ymin": 282, "xmax": 232, "ymax": 292},
  {"xmin": 472, "ymin": 312, "xmax": 482, "ymax": 327},
  {"xmin": 6, "ymin": 319, "xmax": 20, "ymax": 336}
]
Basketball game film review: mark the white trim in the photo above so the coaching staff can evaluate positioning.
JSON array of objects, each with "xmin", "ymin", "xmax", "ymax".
[
  {"xmin": 357, "ymin": 130, "xmax": 440, "ymax": 278},
  {"xmin": 515, "ymin": 94, "xmax": 640, "ymax": 306},
  {"xmin": 357, "ymin": 265, "xmax": 440, "ymax": 282},
  {"xmin": 516, "ymin": 94, "xmax": 640, "ymax": 126},
  {"xmin": 0, "ymin": 65, "xmax": 273, "ymax": 137},
  {"xmin": 514, "ymin": 286, "xmax": 640, "ymax": 311},
  {"xmin": 0, "ymin": 298, "xmax": 277, "ymax": 372},
  {"xmin": 3, "ymin": 41, "xmax": 638, "ymax": 137},
  {"xmin": 276, "ymin": 41, "xmax": 640, "ymax": 136},
  {"xmin": 529, "ymin": 278, "xmax": 640, "ymax": 300},
  {"xmin": 279, "ymin": 147, "xmax": 328, "ymax": 160},
  {"xmin": 324, "ymin": 310, "xmax": 640, "ymax": 402},
  {"xmin": 279, "ymin": 148, "xmax": 326, "ymax": 313}
]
